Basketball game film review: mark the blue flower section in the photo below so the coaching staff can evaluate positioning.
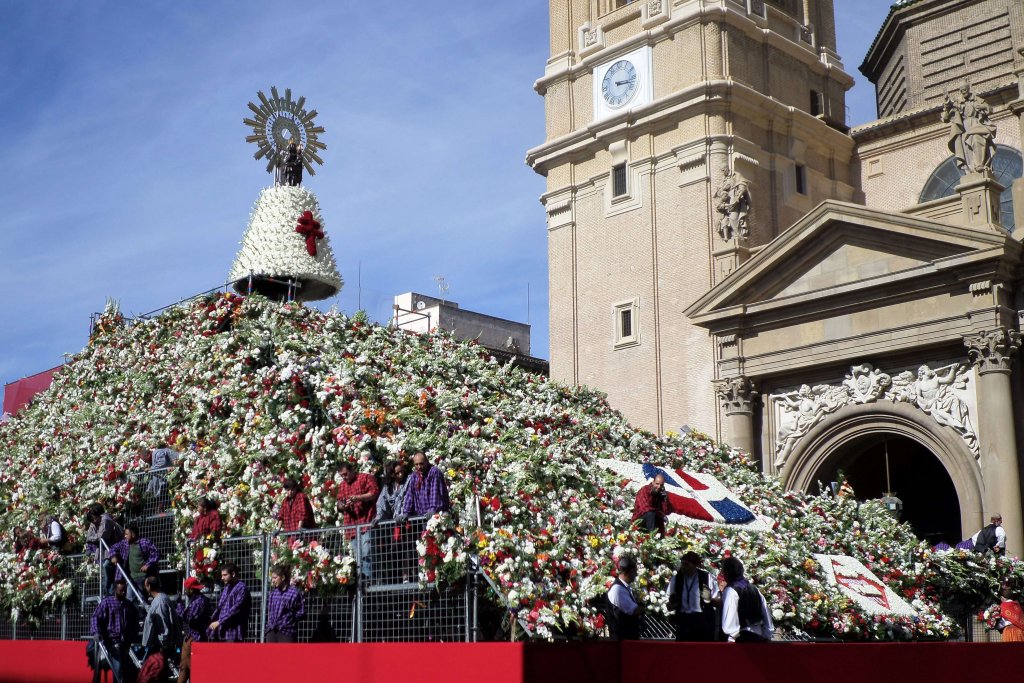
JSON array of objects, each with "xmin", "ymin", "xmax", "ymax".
[
  {"xmin": 642, "ymin": 462, "xmax": 680, "ymax": 488},
  {"xmin": 709, "ymin": 498, "xmax": 755, "ymax": 524}
]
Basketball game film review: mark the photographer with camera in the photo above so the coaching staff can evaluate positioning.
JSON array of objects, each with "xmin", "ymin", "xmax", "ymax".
[{"xmin": 631, "ymin": 473, "xmax": 669, "ymax": 535}]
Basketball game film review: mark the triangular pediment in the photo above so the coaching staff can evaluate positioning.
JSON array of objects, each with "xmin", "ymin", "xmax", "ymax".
[{"xmin": 687, "ymin": 201, "xmax": 1016, "ymax": 323}]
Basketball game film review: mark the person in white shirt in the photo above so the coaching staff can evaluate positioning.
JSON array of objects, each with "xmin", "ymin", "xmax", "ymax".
[
  {"xmin": 720, "ymin": 556, "xmax": 773, "ymax": 643},
  {"xmin": 667, "ymin": 550, "xmax": 720, "ymax": 641},
  {"xmin": 970, "ymin": 514, "xmax": 1006, "ymax": 555},
  {"xmin": 606, "ymin": 555, "xmax": 645, "ymax": 640}
]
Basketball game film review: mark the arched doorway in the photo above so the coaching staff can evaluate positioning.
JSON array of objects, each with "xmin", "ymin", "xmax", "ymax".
[
  {"xmin": 809, "ymin": 434, "xmax": 962, "ymax": 546},
  {"xmin": 781, "ymin": 401, "xmax": 985, "ymax": 547}
]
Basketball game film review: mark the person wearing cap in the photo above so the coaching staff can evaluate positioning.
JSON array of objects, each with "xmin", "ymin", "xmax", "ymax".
[
  {"xmin": 175, "ymin": 576, "xmax": 211, "ymax": 683},
  {"xmin": 606, "ymin": 555, "xmax": 645, "ymax": 640},
  {"xmin": 667, "ymin": 551, "xmax": 720, "ymax": 641},
  {"xmin": 176, "ymin": 577, "xmax": 213, "ymax": 643}
]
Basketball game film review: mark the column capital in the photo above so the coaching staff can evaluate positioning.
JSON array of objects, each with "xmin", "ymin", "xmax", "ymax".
[
  {"xmin": 964, "ymin": 327, "xmax": 1021, "ymax": 375},
  {"xmin": 714, "ymin": 375, "xmax": 758, "ymax": 415}
]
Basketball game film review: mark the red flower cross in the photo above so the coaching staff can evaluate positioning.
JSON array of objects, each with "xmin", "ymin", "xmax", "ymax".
[{"xmin": 295, "ymin": 211, "xmax": 324, "ymax": 256}]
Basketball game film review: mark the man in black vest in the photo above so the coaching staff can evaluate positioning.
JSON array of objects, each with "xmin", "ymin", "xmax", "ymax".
[
  {"xmin": 606, "ymin": 556, "xmax": 645, "ymax": 640},
  {"xmin": 668, "ymin": 551, "xmax": 720, "ymax": 641},
  {"xmin": 972, "ymin": 514, "xmax": 1006, "ymax": 555}
]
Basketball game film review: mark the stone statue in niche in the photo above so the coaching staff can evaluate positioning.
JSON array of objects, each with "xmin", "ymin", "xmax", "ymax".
[
  {"xmin": 714, "ymin": 170, "xmax": 751, "ymax": 242},
  {"xmin": 942, "ymin": 83, "xmax": 996, "ymax": 174},
  {"xmin": 889, "ymin": 364, "xmax": 977, "ymax": 454}
]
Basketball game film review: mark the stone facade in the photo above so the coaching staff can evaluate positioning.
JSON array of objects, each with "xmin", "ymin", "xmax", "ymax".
[{"xmin": 533, "ymin": 1, "xmax": 1024, "ymax": 555}]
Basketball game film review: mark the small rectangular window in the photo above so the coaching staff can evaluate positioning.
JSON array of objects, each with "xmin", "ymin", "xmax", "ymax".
[
  {"xmin": 614, "ymin": 299, "xmax": 639, "ymax": 348},
  {"xmin": 620, "ymin": 309, "xmax": 632, "ymax": 338},
  {"xmin": 612, "ymin": 164, "xmax": 628, "ymax": 197},
  {"xmin": 795, "ymin": 164, "xmax": 806, "ymax": 195},
  {"xmin": 810, "ymin": 90, "xmax": 821, "ymax": 116}
]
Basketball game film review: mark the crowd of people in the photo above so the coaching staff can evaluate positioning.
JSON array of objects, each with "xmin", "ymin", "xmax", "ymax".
[
  {"xmin": 618, "ymin": 473, "xmax": 1021, "ymax": 644},
  {"xmin": 81, "ymin": 447, "xmax": 453, "ymax": 682}
]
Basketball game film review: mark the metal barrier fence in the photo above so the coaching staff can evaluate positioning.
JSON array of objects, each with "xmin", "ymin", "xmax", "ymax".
[
  {"xmin": 0, "ymin": 553, "xmax": 98, "ymax": 641},
  {"xmin": 184, "ymin": 518, "xmax": 475, "ymax": 643},
  {"xmin": 126, "ymin": 467, "xmax": 174, "ymax": 521}
]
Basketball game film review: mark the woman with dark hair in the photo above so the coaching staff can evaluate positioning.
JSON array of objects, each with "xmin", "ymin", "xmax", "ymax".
[
  {"xmin": 375, "ymin": 460, "xmax": 409, "ymax": 522},
  {"xmin": 720, "ymin": 556, "xmax": 773, "ymax": 642},
  {"xmin": 278, "ymin": 477, "xmax": 316, "ymax": 532},
  {"xmin": 1000, "ymin": 583, "xmax": 1024, "ymax": 643},
  {"xmin": 373, "ymin": 460, "xmax": 411, "ymax": 583},
  {"xmin": 189, "ymin": 497, "xmax": 223, "ymax": 542}
]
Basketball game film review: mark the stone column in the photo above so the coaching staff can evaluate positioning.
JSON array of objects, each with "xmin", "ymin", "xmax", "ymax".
[
  {"xmin": 1009, "ymin": 48, "xmax": 1024, "ymax": 237},
  {"xmin": 714, "ymin": 376, "xmax": 758, "ymax": 456},
  {"xmin": 964, "ymin": 328, "xmax": 1023, "ymax": 557}
]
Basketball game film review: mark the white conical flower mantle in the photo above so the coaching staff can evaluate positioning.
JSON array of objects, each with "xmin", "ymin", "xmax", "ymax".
[{"xmin": 228, "ymin": 185, "xmax": 343, "ymax": 301}]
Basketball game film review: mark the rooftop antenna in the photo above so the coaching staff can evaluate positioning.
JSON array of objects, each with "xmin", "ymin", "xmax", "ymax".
[{"xmin": 433, "ymin": 275, "xmax": 450, "ymax": 304}]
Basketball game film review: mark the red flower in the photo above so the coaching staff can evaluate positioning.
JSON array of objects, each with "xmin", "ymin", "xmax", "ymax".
[{"xmin": 295, "ymin": 211, "xmax": 324, "ymax": 256}]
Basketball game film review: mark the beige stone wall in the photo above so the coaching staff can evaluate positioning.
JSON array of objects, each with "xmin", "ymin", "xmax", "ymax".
[
  {"xmin": 547, "ymin": 218, "xmax": 576, "ymax": 387},
  {"xmin": 653, "ymin": 170, "xmax": 718, "ymax": 434}
]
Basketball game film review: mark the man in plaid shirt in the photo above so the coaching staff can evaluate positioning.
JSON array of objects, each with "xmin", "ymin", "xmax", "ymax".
[
  {"xmin": 336, "ymin": 462, "xmax": 380, "ymax": 530},
  {"xmin": 107, "ymin": 523, "xmax": 160, "ymax": 597},
  {"xmin": 208, "ymin": 562, "xmax": 251, "ymax": 642},
  {"xmin": 265, "ymin": 564, "xmax": 306, "ymax": 643},
  {"xmin": 277, "ymin": 477, "xmax": 316, "ymax": 532},
  {"xmin": 399, "ymin": 452, "xmax": 451, "ymax": 520},
  {"xmin": 91, "ymin": 579, "xmax": 139, "ymax": 681}
]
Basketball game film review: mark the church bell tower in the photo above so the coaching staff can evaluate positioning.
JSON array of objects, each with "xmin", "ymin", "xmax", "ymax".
[{"xmin": 528, "ymin": 0, "xmax": 857, "ymax": 436}]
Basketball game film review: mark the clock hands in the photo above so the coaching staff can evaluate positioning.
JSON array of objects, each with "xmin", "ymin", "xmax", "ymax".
[{"xmin": 615, "ymin": 79, "xmax": 635, "ymax": 86}]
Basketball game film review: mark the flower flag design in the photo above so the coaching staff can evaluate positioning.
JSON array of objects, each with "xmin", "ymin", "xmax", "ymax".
[
  {"xmin": 813, "ymin": 554, "xmax": 916, "ymax": 617},
  {"xmin": 598, "ymin": 458, "xmax": 769, "ymax": 531}
]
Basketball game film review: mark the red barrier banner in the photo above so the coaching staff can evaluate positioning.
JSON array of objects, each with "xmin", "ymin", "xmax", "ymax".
[{"xmin": 3, "ymin": 365, "xmax": 60, "ymax": 416}]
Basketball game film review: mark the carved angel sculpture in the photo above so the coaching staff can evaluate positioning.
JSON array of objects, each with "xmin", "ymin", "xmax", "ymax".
[
  {"xmin": 889, "ymin": 364, "xmax": 977, "ymax": 455},
  {"xmin": 775, "ymin": 384, "xmax": 843, "ymax": 467}
]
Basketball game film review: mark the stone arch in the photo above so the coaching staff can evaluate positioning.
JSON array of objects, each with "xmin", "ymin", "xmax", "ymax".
[{"xmin": 780, "ymin": 400, "xmax": 984, "ymax": 537}]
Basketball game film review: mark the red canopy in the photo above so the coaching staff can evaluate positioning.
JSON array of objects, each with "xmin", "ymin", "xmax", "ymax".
[{"xmin": 3, "ymin": 366, "xmax": 61, "ymax": 416}]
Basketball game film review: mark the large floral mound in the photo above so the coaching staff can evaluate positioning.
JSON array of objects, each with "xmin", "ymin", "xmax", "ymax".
[{"xmin": 1, "ymin": 294, "xmax": 1022, "ymax": 637}]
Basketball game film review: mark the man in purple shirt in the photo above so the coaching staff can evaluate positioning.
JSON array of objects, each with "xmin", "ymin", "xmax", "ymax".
[
  {"xmin": 107, "ymin": 523, "xmax": 160, "ymax": 597},
  {"xmin": 265, "ymin": 564, "xmax": 305, "ymax": 643},
  {"xmin": 398, "ymin": 452, "xmax": 451, "ymax": 520},
  {"xmin": 176, "ymin": 576, "xmax": 212, "ymax": 642},
  {"xmin": 208, "ymin": 562, "xmax": 251, "ymax": 642},
  {"xmin": 91, "ymin": 578, "xmax": 140, "ymax": 681}
]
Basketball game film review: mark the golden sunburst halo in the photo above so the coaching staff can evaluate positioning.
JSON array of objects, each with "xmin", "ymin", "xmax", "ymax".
[{"xmin": 243, "ymin": 87, "xmax": 326, "ymax": 176}]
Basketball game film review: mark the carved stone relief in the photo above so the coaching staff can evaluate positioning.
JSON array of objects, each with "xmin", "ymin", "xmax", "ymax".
[
  {"xmin": 770, "ymin": 362, "xmax": 978, "ymax": 468},
  {"xmin": 714, "ymin": 376, "xmax": 757, "ymax": 415}
]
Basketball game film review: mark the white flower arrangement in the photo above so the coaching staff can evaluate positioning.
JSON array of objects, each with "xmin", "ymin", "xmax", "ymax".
[{"xmin": 228, "ymin": 185, "xmax": 342, "ymax": 300}]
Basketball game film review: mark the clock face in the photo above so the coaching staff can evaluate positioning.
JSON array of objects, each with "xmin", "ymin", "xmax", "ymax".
[{"xmin": 601, "ymin": 59, "xmax": 639, "ymax": 108}]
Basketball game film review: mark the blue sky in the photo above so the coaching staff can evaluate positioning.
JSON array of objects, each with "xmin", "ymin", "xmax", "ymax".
[{"xmin": 0, "ymin": 1, "xmax": 896, "ymax": 402}]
